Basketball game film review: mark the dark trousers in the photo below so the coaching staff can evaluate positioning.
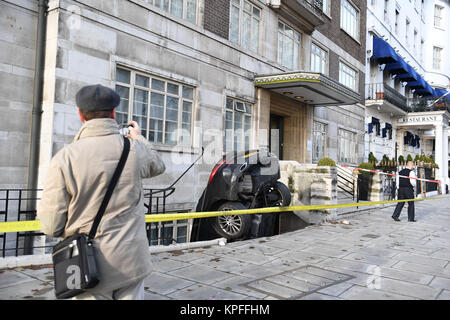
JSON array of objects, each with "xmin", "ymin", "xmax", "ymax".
[{"xmin": 392, "ymin": 187, "xmax": 415, "ymax": 220}]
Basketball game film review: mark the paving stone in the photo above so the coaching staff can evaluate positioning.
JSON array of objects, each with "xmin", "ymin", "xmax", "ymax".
[
  {"xmin": 339, "ymin": 285, "xmax": 417, "ymax": 300},
  {"xmin": 391, "ymin": 260, "xmax": 450, "ymax": 279},
  {"xmin": 167, "ymin": 283, "xmax": 247, "ymax": 300},
  {"xmin": 212, "ymin": 275, "xmax": 267, "ymax": 299},
  {"xmin": 0, "ymin": 269, "xmax": 36, "ymax": 289},
  {"xmin": 144, "ymin": 272, "xmax": 195, "ymax": 295},
  {"xmin": 0, "ymin": 279, "xmax": 55, "ymax": 300},
  {"xmin": 151, "ymin": 257, "xmax": 191, "ymax": 273},
  {"xmin": 167, "ymin": 264, "xmax": 234, "ymax": 285},
  {"xmin": 436, "ymin": 289, "xmax": 450, "ymax": 300},
  {"xmin": 428, "ymin": 276, "xmax": 450, "ymax": 290},
  {"xmin": 394, "ymin": 252, "xmax": 448, "ymax": 268},
  {"xmin": 374, "ymin": 277, "xmax": 440, "ymax": 300},
  {"xmin": 297, "ymin": 292, "xmax": 344, "ymax": 300},
  {"xmin": 375, "ymin": 267, "xmax": 434, "ymax": 285},
  {"xmin": 317, "ymin": 281, "xmax": 354, "ymax": 297}
]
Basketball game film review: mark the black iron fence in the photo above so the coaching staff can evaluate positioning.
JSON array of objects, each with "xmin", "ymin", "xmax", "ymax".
[
  {"xmin": 365, "ymin": 83, "xmax": 409, "ymax": 112},
  {"xmin": 0, "ymin": 188, "xmax": 181, "ymax": 258}
]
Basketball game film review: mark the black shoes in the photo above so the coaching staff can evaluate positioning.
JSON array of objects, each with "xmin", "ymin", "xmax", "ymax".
[
  {"xmin": 408, "ymin": 219, "xmax": 417, "ymax": 222},
  {"xmin": 392, "ymin": 216, "xmax": 400, "ymax": 222}
]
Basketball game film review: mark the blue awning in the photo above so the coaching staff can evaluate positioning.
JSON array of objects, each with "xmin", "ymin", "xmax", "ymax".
[
  {"xmin": 395, "ymin": 65, "xmax": 418, "ymax": 82},
  {"xmin": 434, "ymin": 88, "xmax": 450, "ymax": 100},
  {"xmin": 415, "ymin": 82, "xmax": 434, "ymax": 96},
  {"xmin": 406, "ymin": 75, "xmax": 426, "ymax": 89},
  {"xmin": 384, "ymin": 56, "xmax": 409, "ymax": 74},
  {"xmin": 371, "ymin": 37, "xmax": 398, "ymax": 64}
]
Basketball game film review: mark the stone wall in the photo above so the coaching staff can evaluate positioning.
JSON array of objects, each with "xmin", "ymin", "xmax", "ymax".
[
  {"xmin": 280, "ymin": 161, "xmax": 338, "ymax": 225},
  {"xmin": 0, "ymin": 0, "xmax": 38, "ymax": 188}
]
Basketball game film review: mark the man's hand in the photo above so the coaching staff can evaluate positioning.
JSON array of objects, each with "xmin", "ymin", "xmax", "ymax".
[{"xmin": 125, "ymin": 120, "xmax": 141, "ymax": 139}]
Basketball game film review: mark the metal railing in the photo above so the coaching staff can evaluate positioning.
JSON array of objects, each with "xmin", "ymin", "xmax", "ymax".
[
  {"xmin": 0, "ymin": 188, "xmax": 179, "ymax": 257},
  {"xmin": 407, "ymin": 96, "xmax": 450, "ymax": 113},
  {"xmin": 365, "ymin": 83, "xmax": 408, "ymax": 112},
  {"xmin": 336, "ymin": 166, "xmax": 357, "ymax": 201},
  {"xmin": 0, "ymin": 189, "xmax": 47, "ymax": 258},
  {"xmin": 303, "ymin": 0, "xmax": 324, "ymax": 15}
]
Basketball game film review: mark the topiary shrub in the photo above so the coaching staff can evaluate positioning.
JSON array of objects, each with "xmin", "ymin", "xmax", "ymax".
[
  {"xmin": 406, "ymin": 154, "xmax": 413, "ymax": 162},
  {"xmin": 317, "ymin": 157, "xmax": 336, "ymax": 166},
  {"xmin": 398, "ymin": 155, "xmax": 405, "ymax": 164},
  {"xmin": 357, "ymin": 162, "xmax": 375, "ymax": 175},
  {"xmin": 368, "ymin": 152, "xmax": 378, "ymax": 165}
]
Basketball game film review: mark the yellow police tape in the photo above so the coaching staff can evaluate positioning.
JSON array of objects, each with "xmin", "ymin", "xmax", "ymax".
[{"xmin": 0, "ymin": 195, "xmax": 445, "ymax": 233}]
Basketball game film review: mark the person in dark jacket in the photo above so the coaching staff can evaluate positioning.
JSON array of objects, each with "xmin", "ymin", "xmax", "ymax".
[{"xmin": 392, "ymin": 161, "xmax": 417, "ymax": 222}]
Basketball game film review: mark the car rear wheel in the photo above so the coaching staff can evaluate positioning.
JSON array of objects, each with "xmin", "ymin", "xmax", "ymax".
[{"xmin": 212, "ymin": 202, "xmax": 252, "ymax": 240}]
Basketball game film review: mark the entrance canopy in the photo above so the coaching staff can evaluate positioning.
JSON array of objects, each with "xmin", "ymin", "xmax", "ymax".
[{"xmin": 254, "ymin": 72, "xmax": 360, "ymax": 106}]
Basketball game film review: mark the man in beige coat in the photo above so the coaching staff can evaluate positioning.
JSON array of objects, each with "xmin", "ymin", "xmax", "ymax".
[{"xmin": 37, "ymin": 84, "xmax": 165, "ymax": 300}]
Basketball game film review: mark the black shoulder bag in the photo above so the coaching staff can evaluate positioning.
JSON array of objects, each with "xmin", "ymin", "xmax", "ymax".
[{"xmin": 52, "ymin": 136, "xmax": 130, "ymax": 299}]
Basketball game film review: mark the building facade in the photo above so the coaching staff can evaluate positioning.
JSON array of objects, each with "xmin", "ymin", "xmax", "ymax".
[
  {"xmin": 365, "ymin": 0, "xmax": 450, "ymax": 192},
  {"xmin": 2, "ymin": 0, "xmax": 366, "ymax": 248}
]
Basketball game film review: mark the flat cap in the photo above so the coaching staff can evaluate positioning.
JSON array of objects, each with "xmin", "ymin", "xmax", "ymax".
[{"xmin": 75, "ymin": 84, "xmax": 120, "ymax": 111}]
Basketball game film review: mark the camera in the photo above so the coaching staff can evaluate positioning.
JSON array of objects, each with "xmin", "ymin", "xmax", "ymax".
[{"xmin": 119, "ymin": 123, "xmax": 134, "ymax": 136}]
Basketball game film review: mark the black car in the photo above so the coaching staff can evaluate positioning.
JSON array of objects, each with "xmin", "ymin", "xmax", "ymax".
[{"xmin": 190, "ymin": 150, "xmax": 291, "ymax": 242}]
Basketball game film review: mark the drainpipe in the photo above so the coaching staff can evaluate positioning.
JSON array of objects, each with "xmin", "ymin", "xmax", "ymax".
[{"xmin": 25, "ymin": 0, "xmax": 48, "ymax": 255}]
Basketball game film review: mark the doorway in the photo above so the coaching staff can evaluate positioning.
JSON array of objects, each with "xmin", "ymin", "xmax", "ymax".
[{"xmin": 269, "ymin": 114, "xmax": 284, "ymax": 160}]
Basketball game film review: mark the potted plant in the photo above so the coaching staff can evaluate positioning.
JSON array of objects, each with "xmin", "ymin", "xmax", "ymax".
[{"xmin": 317, "ymin": 157, "xmax": 336, "ymax": 167}]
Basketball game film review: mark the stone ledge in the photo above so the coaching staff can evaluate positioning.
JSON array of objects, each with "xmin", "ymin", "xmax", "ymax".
[{"xmin": 0, "ymin": 238, "xmax": 227, "ymax": 269}]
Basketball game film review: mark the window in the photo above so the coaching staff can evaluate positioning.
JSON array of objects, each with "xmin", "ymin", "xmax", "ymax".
[
  {"xmin": 394, "ymin": 9, "xmax": 399, "ymax": 34},
  {"xmin": 341, "ymin": 0, "xmax": 359, "ymax": 40},
  {"xmin": 313, "ymin": 121, "xmax": 327, "ymax": 162},
  {"xmin": 146, "ymin": 0, "xmax": 198, "ymax": 24},
  {"xmin": 420, "ymin": 38, "xmax": 424, "ymax": 63},
  {"xmin": 413, "ymin": 29, "xmax": 418, "ymax": 55},
  {"xmin": 311, "ymin": 43, "xmax": 327, "ymax": 74},
  {"xmin": 405, "ymin": 18, "xmax": 410, "ymax": 47},
  {"xmin": 384, "ymin": 0, "xmax": 390, "ymax": 24},
  {"xmin": 229, "ymin": 0, "xmax": 261, "ymax": 53},
  {"xmin": 322, "ymin": 0, "xmax": 330, "ymax": 16},
  {"xmin": 278, "ymin": 21, "xmax": 301, "ymax": 70},
  {"xmin": 338, "ymin": 129, "xmax": 357, "ymax": 164},
  {"xmin": 148, "ymin": 219, "xmax": 189, "ymax": 245},
  {"xmin": 224, "ymin": 98, "xmax": 252, "ymax": 152},
  {"xmin": 115, "ymin": 67, "xmax": 194, "ymax": 146},
  {"xmin": 433, "ymin": 46, "xmax": 442, "ymax": 70},
  {"xmin": 339, "ymin": 61, "xmax": 358, "ymax": 91},
  {"xmin": 434, "ymin": 5, "xmax": 443, "ymax": 28}
]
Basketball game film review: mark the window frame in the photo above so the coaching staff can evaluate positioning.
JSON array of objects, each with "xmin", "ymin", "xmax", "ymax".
[
  {"xmin": 434, "ymin": 5, "xmax": 444, "ymax": 29},
  {"xmin": 340, "ymin": 0, "xmax": 360, "ymax": 41},
  {"xmin": 229, "ymin": 0, "xmax": 261, "ymax": 53},
  {"xmin": 339, "ymin": 60, "xmax": 358, "ymax": 91},
  {"xmin": 114, "ymin": 66, "xmax": 195, "ymax": 146},
  {"xmin": 277, "ymin": 19, "xmax": 301, "ymax": 70},
  {"xmin": 310, "ymin": 41, "xmax": 328, "ymax": 75},
  {"xmin": 432, "ymin": 46, "xmax": 443, "ymax": 70},
  {"xmin": 312, "ymin": 121, "xmax": 327, "ymax": 163},
  {"xmin": 146, "ymin": 0, "xmax": 199, "ymax": 25},
  {"xmin": 338, "ymin": 128, "xmax": 358, "ymax": 165},
  {"xmin": 223, "ymin": 97, "xmax": 253, "ymax": 153}
]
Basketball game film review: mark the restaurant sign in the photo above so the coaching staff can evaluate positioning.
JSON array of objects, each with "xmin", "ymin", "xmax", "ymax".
[{"xmin": 397, "ymin": 115, "xmax": 439, "ymax": 124}]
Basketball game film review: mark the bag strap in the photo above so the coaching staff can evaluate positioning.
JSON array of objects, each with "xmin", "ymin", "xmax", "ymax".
[{"xmin": 88, "ymin": 136, "xmax": 130, "ymax": 241}]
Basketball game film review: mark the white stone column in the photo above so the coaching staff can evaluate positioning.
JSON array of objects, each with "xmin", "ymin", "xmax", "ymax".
[
  {"xmin": 434, "ymin": 124, "xmax": 445, "ymax": 193},
  {"xmin": 443, "ymin": 126, "xmax": 449, "ymax": 191}
]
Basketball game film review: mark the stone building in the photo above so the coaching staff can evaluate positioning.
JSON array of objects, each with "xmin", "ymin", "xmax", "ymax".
[
  {"xmin": 1, "ymin": 0, "xmax": 367, "ymax": 247},
  {"xmin": 365, "ymin": 0, "xmax": 450, "ymax": 192}
]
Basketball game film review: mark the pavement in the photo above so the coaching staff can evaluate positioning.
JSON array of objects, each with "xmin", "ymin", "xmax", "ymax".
[{"xmin": 1, "ymin": 195, "xmax": 450, "ymax": 300}]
